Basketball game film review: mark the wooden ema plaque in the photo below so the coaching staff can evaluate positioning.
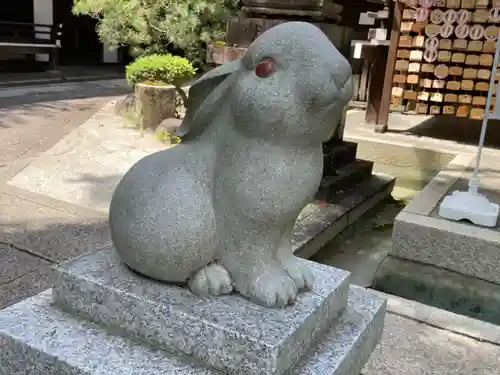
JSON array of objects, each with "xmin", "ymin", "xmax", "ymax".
[{"xmin": 391, "ymin": 0, "xmax": 498, "ymax": 118}]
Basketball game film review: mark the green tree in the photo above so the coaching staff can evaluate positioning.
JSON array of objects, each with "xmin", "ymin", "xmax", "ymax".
[{"xmin": 72, "ymin": 0, "xmax": 239, "ymax": 64}]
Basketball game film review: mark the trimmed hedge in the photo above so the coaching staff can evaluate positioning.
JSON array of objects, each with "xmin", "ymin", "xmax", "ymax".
[{"xmin": 125, "ymin": 54, "xmax": 196, "ymax": 87}]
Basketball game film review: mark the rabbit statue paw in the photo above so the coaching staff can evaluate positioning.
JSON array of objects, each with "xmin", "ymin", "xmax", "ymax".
[
  {"xmin": 188, "ymin": 263, "xmax": 233, "ymax": 297},
  {"xmin": 230, "ymin": 266, "xmax": 299, "ymax": 307},
  {"xmin": 281, "ymin": 255, "xmax": 315, "ymax": 291}
]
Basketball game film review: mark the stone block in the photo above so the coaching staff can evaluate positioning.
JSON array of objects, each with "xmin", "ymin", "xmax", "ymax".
[
  {"xmin": 52, "ymin": 247, "xmax": 351, "ymax": 375},
  {"xmin": 0, "ymin": 286, "xmax": 386, "ymax": 375},
  {"xmin": 392, "ymin": 211, "xmax": 500, "ymax": 285}
]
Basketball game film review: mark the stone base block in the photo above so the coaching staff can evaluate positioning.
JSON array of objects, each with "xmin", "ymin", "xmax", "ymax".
[
  {"xmin": 52, "ymin": 248, "xmax": 350, "ymax": 375},
  {"xmin": 0, "ymin": 286, "xmax": 385, "ymax": 375}
]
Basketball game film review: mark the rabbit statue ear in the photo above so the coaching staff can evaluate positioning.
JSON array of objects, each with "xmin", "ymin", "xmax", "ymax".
[{"xmin": 176, "ymin": 59, "xmax": 241, "ymax": 141}]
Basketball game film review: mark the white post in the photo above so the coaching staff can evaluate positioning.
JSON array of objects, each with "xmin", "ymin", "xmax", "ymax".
[
  {"xmin": 33, "ymin": 0, "xmax": 54, "ymax": 62},
  {"xmin": 102, "ymin": 43, "xmax": 119, "ymax": 63}
]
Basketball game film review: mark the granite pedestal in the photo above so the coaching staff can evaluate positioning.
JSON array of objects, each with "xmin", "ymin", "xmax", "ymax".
[{"xmin": 0, "ymin": 246, "xmax": 386, "ymax": 375}]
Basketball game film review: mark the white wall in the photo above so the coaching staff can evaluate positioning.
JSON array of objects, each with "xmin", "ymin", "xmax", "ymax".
[{"xmin": 33, "ymin": 0, "xmax": 53, "ymax": 62}]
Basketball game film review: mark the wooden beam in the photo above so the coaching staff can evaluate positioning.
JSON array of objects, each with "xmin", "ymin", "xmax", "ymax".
[
  {"xmin": 365, "ymin": 45, "xmax": 389, "ymax": 123},
  {"xmin": 373, "ymin": 0, "xmax": 403, "ymax": 132}
]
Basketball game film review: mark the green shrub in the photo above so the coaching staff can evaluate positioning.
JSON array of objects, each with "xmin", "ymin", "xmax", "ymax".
[
  {"xmin": 72, "ymin": 0, "xmax": 240, "ymax": 65},
  {"xmin": 126, "ymin": 54, "xmax": 196, "ymax": 86},
  {"xmin": 126, "ymin": 54, "xmax": 196, "ymax": 105}
]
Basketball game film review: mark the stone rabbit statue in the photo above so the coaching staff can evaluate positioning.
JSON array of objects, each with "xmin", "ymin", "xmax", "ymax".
[{"xmin": 109, "ymin": 21, "xmax": 353, "ymax": 307}]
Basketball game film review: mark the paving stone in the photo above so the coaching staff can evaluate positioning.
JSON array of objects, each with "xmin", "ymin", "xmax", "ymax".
[
  {"xmin": 0, "ymin": 98, "xmax": 107, "ymax": 168},
  {"xmin": 7, "ymin": 101, "xmax": 165, "ymax": 212},
  {"xmin": 0, "ymin": 264, "xmax": 55, "ymax": 310},
  {"xmin": 0, "ymin": 244, "xmax": 49, "ymax": 286},
  {"xmin": 0, "ymin": 192, "xmax": 110, "ymax": 262},
  {"xmin": 363, "ymin": 312, "xmax": 500, "ymax": 375}
]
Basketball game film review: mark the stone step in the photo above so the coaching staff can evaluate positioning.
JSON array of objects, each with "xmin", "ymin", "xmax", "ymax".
[
  {"xmin": 52, "ymin": 248, "xmax": 351, "ymax": 375},
  {"xmin": 322, "ymin": 141, "xmax": 358, "ymax": 174},
  {"xmin": 318, "ymin": 159, "xmax": 374, "ymax": 200},
  {"xmin": 294, "ymin": 173, "xmax": 395, "ymax": 259},
  {"xmin": 0, "ymin": 286, "xmax": 386, "ymax": 375}
]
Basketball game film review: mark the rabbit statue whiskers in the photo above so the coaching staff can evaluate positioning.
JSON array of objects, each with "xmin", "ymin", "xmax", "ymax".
[{"xmin": 109, "ymin": 22, "xmax": 353, "ymax": 308}]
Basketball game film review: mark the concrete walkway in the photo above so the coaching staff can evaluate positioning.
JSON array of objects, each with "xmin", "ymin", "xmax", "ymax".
[{"xmin": 1, "ymin": 83, "xmax": 500, "ymax": 374}]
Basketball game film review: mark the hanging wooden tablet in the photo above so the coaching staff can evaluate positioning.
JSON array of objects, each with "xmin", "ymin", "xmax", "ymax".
[
  {"xmin": 433, "ymin": 80, "xmax": 446, "ymax": 89},
  {"xmin": 394, "ymin": 74, "xmax": 407, "ymax": 83},
  {"xmin": 461, "ymin": 80, "xmax": 475, "ymax": 90},
  {"xmin": 476, "ymin": 81, "xmax": 490, "ymax": 91},
  {"xmin": 463, "ymin": 68, "xmax": 478, "ymax": 79},
  {"xmin": 430, "ymin": 105, "xmax": 442, "ymax": 114},
  {"xmin": 397, "ymin": 50, "xmax": 410, "ymax": 59},
  {"xmin": 443, "ymin": 105, "xmax": 456, "ymax": 114},
  {"xmin": 476, "ymin": 0, "xmax": 490, "ymax": 8},
  {"xmin": 473, "ymin": 10, "xmax": 490, "ymax": 23},
  {"xmin": 438, "ymin": 50, "xmax": 452, "ymax": 61},
  {"xmin": 407, "ymin": 74, "xmax": 420, "ymax": 84},
  {"xmin": 430, "ymin": 92, "xmax": 444, "ymax": 102},
  {"xmin": 413, "ymin": 35, "xmax": 426, "ymax": 48},
  {"xmin": 403, "ymin": 8, "xmax": 416, "ymax": 19},
  {"xmin": 456, "ymin": 105, "xmax": 470, "ymax": 117},
  {"xmin": 444, "ymin": 93, "xmax": 459, "ymax": 102},
  {"xmin": 485, "ymin": 26, "xmax": 499, "ymax": 41},
  {"xmin": 396, "ymin": 60, "xmax": 410, "ymax": 71},
  {"xmin": 454, "ymin": 39, "xmax": 469, "ymax": 50},
  {"xmin": 452, "ymin": 52, "xmax": 466, "ymax": 63},
  {"xmin": 399, "ymin": 36, "xmax": 413, "ymax": 47},
  {"xmin": 422, "ymin": 63, "xmax": 436, "ymax": 73},
  {"xmin": 465, "ymin": 54, "xmax": 480, "ymax": 64},
  {"xmin": 472, "ymin": 96, "xmax": 487, "ymax": 106},
  {"xmin": 392, "ymin": 87, "xmax": 404, "ymax": 97},
  {"xmin": 484, "ymin": 41, "xmax": 497, "ymax": 52},
  {"xmin": 404, "ymin": 90, "xmax": 418, "ymax": 100},
  {"xmin": 409, "ymin": 62, "xmax": 421, "ymax": 72},
  {"xmin": 410, "ymin": 50, "xmax": 424, "ymax": 61},
  {"xmin": 478, "ymin": 69, "xmax": 491, "ymax": 79},
  {"xmin": 479, "ymin": 53, "xmax": 494, "ymax": 66},
  {"xmin": 470, "ymin": 108, "xmax": 485, "ymax": 120},
  {"xmin": 412, "ymin": 22, "xmax": 427, "ymax": 33},
  {"xmin": 440, "ymin": 39, "xmax": 453, "ymax": 50},
  {"xmin": 401, "ymin": 22, "xmax": 414, "ymax": 32},
  {"xmin": 417, "ymin": 103, "xmax": 430, "ymax": 113},
  {"xmin": 447, "ymin": 81, "xmax": 462, "ymax": 90},
  {"xmin": 421, "ymin": 78, "xmax": 433, "ymax": 87},
  {"xmin": 449, "ymin": 66, "xmax": 464, "ymax": 75},
  {"xmin": 426, "ymin": 24, "xmax": 442, "ymax": 37},
  {"xmin": 458, "ymin": 94, "xmax": 473, "ymax": 103},
  {"xmin": 468, "ymin": 41, "xmax": 484, "ymax": 51},
  {"xmin": 459, "ymin": 0, "xmax": 474, "ymax": 8},
  {"xmin": 418, "ymin": 91, "xmax": 430, "ymax": 101}
]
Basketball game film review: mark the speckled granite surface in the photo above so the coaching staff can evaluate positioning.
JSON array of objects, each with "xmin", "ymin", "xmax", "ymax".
[
  {"xmin": 0, "ymin": 286, "xmax": 385, "ymax": 375},
  {"xmin": 52, "ymin": 247, "xmax": 351, "ymax": 375}
]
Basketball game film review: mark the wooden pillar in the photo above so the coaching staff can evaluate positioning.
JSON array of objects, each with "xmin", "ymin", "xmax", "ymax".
[
  {"xmin": 375, "ymin": 0, "xmax": 404, "ymax": 133},
  {"xmin": 365, "ymin": 45, "xmax": 389, "ymax": 124}
]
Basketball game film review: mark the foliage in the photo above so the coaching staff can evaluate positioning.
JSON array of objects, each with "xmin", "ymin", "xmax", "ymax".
[
  {"xmin": 126, "ymin": 53, "xmax": 196, "ymax": 105},
  {"xmin": 125, "ymin": 54, "xmax": 196, "ymax": 86},
  {"xmin": 72, "ymin": 0, "xmax": 240, "ymax": 64}
]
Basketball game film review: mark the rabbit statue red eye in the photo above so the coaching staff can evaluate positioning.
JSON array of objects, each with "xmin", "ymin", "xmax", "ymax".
[{"xmin": 255, "ymin": 58, "xmax": 276, "ymax": 78}]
